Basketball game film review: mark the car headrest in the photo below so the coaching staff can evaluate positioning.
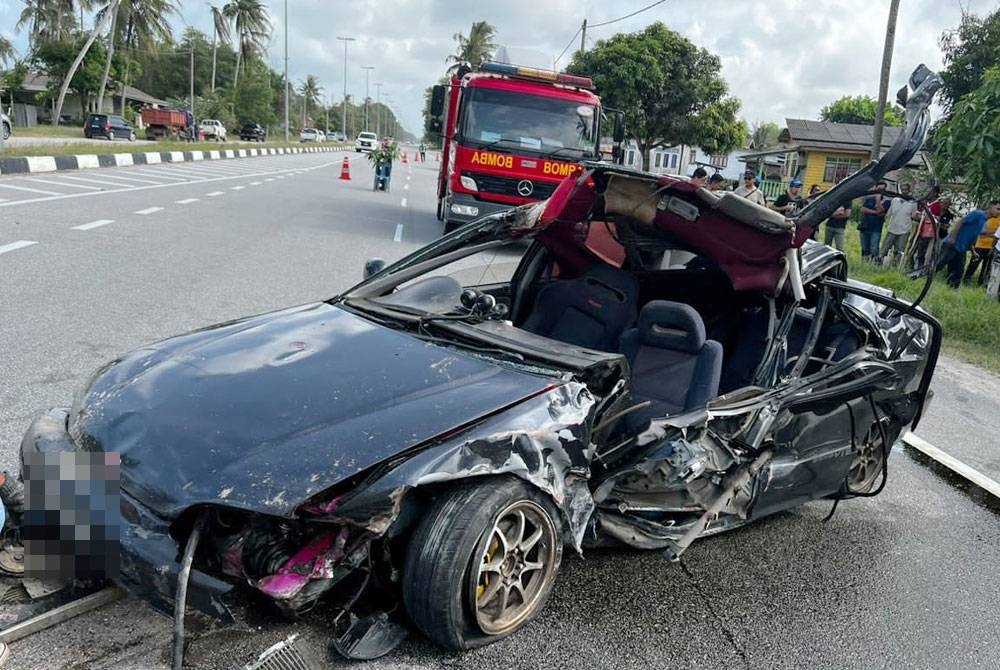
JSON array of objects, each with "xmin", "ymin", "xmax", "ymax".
[{"xmin": 638, "ymin": 300, "xmax": 707, "ymax": 353}]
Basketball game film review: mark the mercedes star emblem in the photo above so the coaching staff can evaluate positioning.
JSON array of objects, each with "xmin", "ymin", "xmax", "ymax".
[{"xmin": 517, "ymin": 180, "xmax": 534, "ymax": 197}]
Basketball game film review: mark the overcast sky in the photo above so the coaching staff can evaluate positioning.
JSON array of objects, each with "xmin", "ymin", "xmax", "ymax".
[{"xmin": 2, "ymin": 0, "xmax": 998, "ymax": 134}]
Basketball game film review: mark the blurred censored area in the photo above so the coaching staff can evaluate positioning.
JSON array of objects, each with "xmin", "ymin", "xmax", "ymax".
[{"xmin": 22, "ymin": 451, "xmax": 121, "ymax": 581}]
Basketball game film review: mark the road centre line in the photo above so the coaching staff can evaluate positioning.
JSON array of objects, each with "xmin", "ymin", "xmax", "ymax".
[
  {"xmin": 903, "ymin": 432, "xmax": 1000, "ymax": 499},
  {"xmin": 0, "ymin": 182, "xmax": 60, "ymax": 196},
  {"xmin": 176, "ymin": 198, "xmax": 199, "ymax": 204},
  {"xmin": 71, "ymin": 219, "xmax": 114, "ymax": 231},
  {"xmin": 231, "ymin": 185, "xmax": 245, "ymax": 190},
  {"xmin": 206, "ymin": 191, "xmax": 224, "ymax": 197},
  {"xmin": 250, "ymin": 181, "xmax": 262, "ymax": 186},
  {"xmin": 0, "ymin": 240, "xmax": 38, "ymax": 255},
  {"xmin": 135, "ymin": 206, "xmax": 163, "ymax": 215},
  {"xmin": 400, "ymin": 197, "xmax": 407, "ymax": 207},
  {"xmin": 393, "ymin": 224, "xmax": 404, "ymax": 242},
  {"xmin": 264, "ymin": 178, "xmax": 274, "ymax": 182},
  {"xmin": 22, "ymin": 177, "xmax": 102, "ymax": 191},
  {"xmin": 0, "ymin": 160, "xmax": 341, "ymax": 209}
]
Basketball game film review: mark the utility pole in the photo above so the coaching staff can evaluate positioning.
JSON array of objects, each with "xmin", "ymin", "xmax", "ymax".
[
  {"xmin": 374, "ymin": 83, "xmax": 383, "ymax": 136},
  {"xmin": 190, "ymin": 45, "xmax": 196, "ymax": 140},
  {"xmin": 283, "ymin": 0, "xmax": 289, "ymax": 141},
  {"xmin": 871, "ymin": 0, "xmax": 900, "ymax": 160},
  {"xmin": 325, "ymin": 94, "xmax": 330, "ymax": 135},
  {"xmin": 580, "ymin": 19, "xmax": 587, "ymax": 54},
  {"xmin": 361, "ymin": 66, "xmax": 374, "ymax": 132},
  {"xmin": 336, "ymin": 36, "xmax": 355, "ymax": 138}
]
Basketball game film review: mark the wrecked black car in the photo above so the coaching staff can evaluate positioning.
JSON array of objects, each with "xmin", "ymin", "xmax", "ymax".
[{"xmin": 20, "ymin": 66, "xmax": 941, "ymax": 661}]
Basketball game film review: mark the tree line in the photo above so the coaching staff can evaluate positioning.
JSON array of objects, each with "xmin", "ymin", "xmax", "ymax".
[{"xmin": 1, "ymin": 0, "xmax": 407, "ymax": 139}]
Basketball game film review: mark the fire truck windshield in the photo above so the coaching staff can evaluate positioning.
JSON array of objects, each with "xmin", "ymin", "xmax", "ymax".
[{"xmin": 459, "ymin": 87, "xmax": 599, "ymax": 158}]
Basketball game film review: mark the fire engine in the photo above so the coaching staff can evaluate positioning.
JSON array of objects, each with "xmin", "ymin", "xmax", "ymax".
[{"xmin": 429, "ymin": 61, "xmax": 623, "ymax": 233}]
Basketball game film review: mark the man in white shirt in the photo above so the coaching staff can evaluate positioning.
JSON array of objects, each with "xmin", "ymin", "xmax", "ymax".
[
  {"xmin": 880, "ymin": 183, "xmax": 918, "ymax": 260},
  {"xmin": 734, "ymin": 171, "xmax": 766, "ymax": 206}
]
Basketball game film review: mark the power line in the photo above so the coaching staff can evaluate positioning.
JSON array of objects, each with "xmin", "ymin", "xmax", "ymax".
[
  {"xmin": 554, "ymin": 26, "xmax": 582, "ymax": 66},
  {"xmin": 589, "ymin": 0, "xmax": 668, "ymax": 28}
]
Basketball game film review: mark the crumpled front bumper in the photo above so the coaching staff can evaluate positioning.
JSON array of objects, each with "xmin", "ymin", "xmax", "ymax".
[{"xmin": 19, "ymin": 408, "xmax": 235, "ymax": 622}]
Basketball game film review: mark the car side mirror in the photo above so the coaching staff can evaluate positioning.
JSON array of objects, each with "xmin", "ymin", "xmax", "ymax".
[
  {"xmin": 612, "ymin": 111, "xmax": 626, "ymax": 144},
  {"xmin": 364, "ymin": 257, "xmax": 387, "ymax": 280},
  {"xmin": 895, "ymin": 85, "xmax": 908, "ymax": 107},
  {"xmin": 430, "ymin": 85, "xmax": 446, "ymax": 117}
]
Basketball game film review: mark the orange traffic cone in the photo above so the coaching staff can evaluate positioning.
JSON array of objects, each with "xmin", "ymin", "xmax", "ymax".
[
  {"xmin": 414, "ymin": 151, "xmax": 420, "ymax": 163},
  {"xmin": 339, "ymin": 155, "xmax": 351, "ymax": 180},
  {"xmin": 402, "ymin": 152, "xmax": 408, "ymax": 164}
]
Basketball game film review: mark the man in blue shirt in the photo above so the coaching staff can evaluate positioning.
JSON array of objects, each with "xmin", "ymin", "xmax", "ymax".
[
  {"xmin": 937, "ymin": 201, "xmax": 1000, "ymax": 288},
  {"xmin": 858, "ymin": 180, "xmax": 888, "ymax": 261}
]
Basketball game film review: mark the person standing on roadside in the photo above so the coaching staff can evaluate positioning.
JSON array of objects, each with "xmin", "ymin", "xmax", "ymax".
[
  {"xmin": 858, "ymin": 180, "xmax": 888, "ymax": 261},
  {"xmin": 824, "ymin": 200, "xmax": 852, "ymax": 251},
  {"xmin": 963, "ymin": 209, "xmax": 1000, "ymax": 285},
  {"xmin": 937, "ymin": 201, "xmax": 1000, "ymax": 288},
  {"xmin": 912, "ymin": 187, "xmax": 941, "ymax": 270},
  {"xmin": 690, "ymin": 167, "xmax": 708, "ymax": 189},
  {"xmin": 880, "ymin": 183, "xmax": 918, "ymax": 262},
  {"xmin": 771, "ymin": 178, "xmax": 805, "ymax": 215},
  {"xmin": 707, "ymin": 173, "xmax": 726, "ymax": 191},
  {"xmin": 734, "ymin": 171, "xmax": 766, "ymax": 206}
]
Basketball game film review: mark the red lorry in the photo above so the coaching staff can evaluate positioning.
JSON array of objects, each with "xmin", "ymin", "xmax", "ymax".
[
  {"xmin": 430, "ymin": 62, "xmax": 623, "ymax": 233},
  {"xmin": 140, "ymin": 108, "xmax": 191, "ymax": 140}
]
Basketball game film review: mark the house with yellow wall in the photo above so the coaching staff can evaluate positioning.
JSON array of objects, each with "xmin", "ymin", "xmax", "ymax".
[{"xmin": 741, "ymin": 119, "xmax": 926, "ymax": 193}]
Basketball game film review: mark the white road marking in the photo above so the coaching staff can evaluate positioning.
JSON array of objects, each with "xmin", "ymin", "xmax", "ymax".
[
  {"xmin": 264, "ymin": 178, "xmax": 275, "ymax": 182},
  {"xmin": 903, "ymin": 432, "xmax": 1000, "ymax": 499},
  {"xmin": 231, "ymin": 185, "xmax": 245, "ymax": 190},
  {"xmin": 0, "ymin": 183, "xmax": 60, "ymax": 195},
  {"xmin": 176, "ymin": 198, "xmax": 199, "ymax": 204},
  {"xmin": 0, "ymin": 160, "xmax": 341, "ymax": 209},
  {"xmin": 206, "ymin": 191, "xmax": 225, "ymax": 197},
  {"xmin": 250, "ymin": 181, "xmax": 262, "ymax": 186},
  {"xmin": 404, "ymin": 184, "xmax": 409, "ymax": 190},
  {"xmin": 276, "ymin": 175, "xmax": 286, "ymax": 179},
  {"xmin": 400, "ymin": 197, "xmax": 407, "ymax": 207},
  {"xmin": 0, "ymin": 240, "xmax": 38, "ymax": 255},
  {"xmin": 135, "ymin": 206, "xmax": 163, "ymax": 215},
  {"xmin": 86, "ymin": 172, "xmax": 167, "ymax": 185},
  {"xmin": 393, "ymin": 224, "xmax": 404, "ymax": 242},
  {"xmin": 72, "ymin": 219, "xmax": 114, "ymax": 231},
  {"xmin": 23, "ymin": 177, "xmax": 102, "ymax": 191},
  {"xmin": 0, "ymin": 198, "xmax": 7, "ymax": 203},
  {"xmin": 55, "ymin": 174, "xmax": 138, "ymax": 188}
]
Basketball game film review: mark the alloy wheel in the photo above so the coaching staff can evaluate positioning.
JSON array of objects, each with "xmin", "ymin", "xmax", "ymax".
[
  {"xmin": 470, "ymin": 500, "xmax": 558, "ymax": 636},
  {"xmin": 848, "ymin": 422, "xmax": 886, "ymax": 493}
]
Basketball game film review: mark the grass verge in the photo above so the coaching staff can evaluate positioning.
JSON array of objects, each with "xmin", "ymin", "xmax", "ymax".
[
  {"xmin": 1, "ymin": 140, "xmax": 349, "ymax": 158},
  {"xmin": 836, "ymin": 224, "xmax": 1000, "ymax": 374}
]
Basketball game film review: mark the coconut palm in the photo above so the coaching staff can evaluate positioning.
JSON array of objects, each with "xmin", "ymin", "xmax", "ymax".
[
  {"xmin": 209, "ymin": 4, "xmax": 230, "ymax": 92},
  {"xmin": 94, "ymin": 0, "xmax": 177, "ymax": 112},
  {"xmin": 298, "ymin": 74, "xmax": 322, "ymax": 127},
  {"xmin": 445, "ymin": 20, "xmax": 496, "ymax": 71},
  {"xmin": 51, "ymin": 0, "xmax": 119, "ymax": 125},
  {"xmin": 0, "ymin": 37, "xmax": 16, "ymax": 68},
  {"xmin": 17, "ymin": 0, "xmax": 89, "ymax": 48},
  {"xmin": 223, "ymin": 0, "xmax": 271, "ymax": 87}
]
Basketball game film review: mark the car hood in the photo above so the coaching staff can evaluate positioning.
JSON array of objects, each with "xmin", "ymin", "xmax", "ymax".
[{"xmin": 72, "ymin": 302, "xmax": 555, "ymax": 517}]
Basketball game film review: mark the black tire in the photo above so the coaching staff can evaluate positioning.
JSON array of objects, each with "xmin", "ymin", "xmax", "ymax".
[
  {"xmin": 128, "ymin": 131, "xmax": 136, "ymax": 142},
  {"xmin": 403, "ymin": 476, "xmax": 562, "ymax": 651},
  {"xmin": 2, "ymin": 123, "xmax": 9, "ymax": 140},
  {"xmin": 107, "ymin": 131, "xmax": 115, "ymax": 141}
]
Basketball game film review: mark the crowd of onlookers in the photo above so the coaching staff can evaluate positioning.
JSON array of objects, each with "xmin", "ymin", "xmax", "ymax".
[{"xmin": 696, "ymin": 167, "xmax": 1000, "ymax": 291}]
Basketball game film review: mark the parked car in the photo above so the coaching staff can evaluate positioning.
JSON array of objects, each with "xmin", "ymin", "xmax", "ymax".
[
  {"xmin": 1, "ymin": 112, "xmax": 10, "ymax": 140},
  {"xmin": 325, "ymin": 131, "xmax": 338, "ymax": 141},
  {"xmin": 329, "ymin": 131, "xmax": 346, "ymax": 142},
  {"xmin": 355, "ymin": 131, "xmax": 377, "ymax": 152},
  {"xmin": 239, "ymin": 123, "xmax": 267, "ymax": 142},
  {"xmin": 84, "ymin": 113, "xmax": 135, "ymax": 141},
  {"xmin": 299, "ymin": 128, "xmax": 320, "ymax": 142},
  {"xmin": 200, "ymin": 119, "xmax": 227, "ymax": 141},
  {"xmin": 17, "ymin": 66, "xmax": 941, "ymax": 665},
  {"xmin": 315, "ymin": 129, "xmax": 326, "ymax": 142}
]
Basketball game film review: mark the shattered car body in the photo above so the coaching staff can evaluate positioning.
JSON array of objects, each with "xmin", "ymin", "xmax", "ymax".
[{"xmin": 19, "ymin": 66, "xmax": 942, "ymax": 658}]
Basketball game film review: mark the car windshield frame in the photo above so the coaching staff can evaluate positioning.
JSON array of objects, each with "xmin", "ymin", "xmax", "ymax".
[{"xmin": 459, "ymin": 87, "xmax": 600, "ymax": 159}]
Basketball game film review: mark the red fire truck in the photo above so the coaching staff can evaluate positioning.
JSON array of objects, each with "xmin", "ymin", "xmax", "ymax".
[{"xmin": 429, "ymin": 62, "xmax": 623, "ymax": 233}]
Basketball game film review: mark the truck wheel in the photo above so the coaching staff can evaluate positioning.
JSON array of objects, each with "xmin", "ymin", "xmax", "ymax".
[
  {"xmin": 402, "ymin": 476, "xmax": 562, "ymax": 651},
  {"xmin": 107, "ymin": 131, "xmax": 115, "ymax": 141}
]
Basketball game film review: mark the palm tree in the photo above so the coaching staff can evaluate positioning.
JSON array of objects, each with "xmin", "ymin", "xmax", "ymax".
[
  {"xmin": 298, "ymin": 74, "xmax": 322, "ymax": 127},
  {"xmin": 95, "ymin": 0, "xmax": 177, "ymax": 113},
  {"xmin": 51, "ymin": 0, "xmax": 120, "ymax": 125},
  {"xmin": 223, "ymin": 0, "xmax": 270, "ymax": 87},
  {"xmin": 445, "ymin": 20, "xmax": 496, "ymax": 72},
  {"xmin": 0, "ymin": 37, "xmax": 16, "ymax": 68},
  {"xmin": 17, "ymin": 0, "xmax": 88, "ymax": 49},
  {"xmin": 209, "ymin": 4, "xmax": 230, "ymax": 92}
]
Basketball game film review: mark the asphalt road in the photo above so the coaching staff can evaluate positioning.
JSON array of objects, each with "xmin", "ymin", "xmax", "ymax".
[{"xmin": 1, "ymin": 150, "xmax": 998, "ymax": 669}]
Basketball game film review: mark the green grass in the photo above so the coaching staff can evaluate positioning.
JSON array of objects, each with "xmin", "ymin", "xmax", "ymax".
[
  {"xmin": 9, "ymin": 125, "xmax": 84, "ymax": 138},
  {"xmin": 836, "ymin": 224, "xmax": 1000, "ymax": 374},
  {"xmin": 1, "ymin": 140, "xmax": 350, "ymax": 158}
]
